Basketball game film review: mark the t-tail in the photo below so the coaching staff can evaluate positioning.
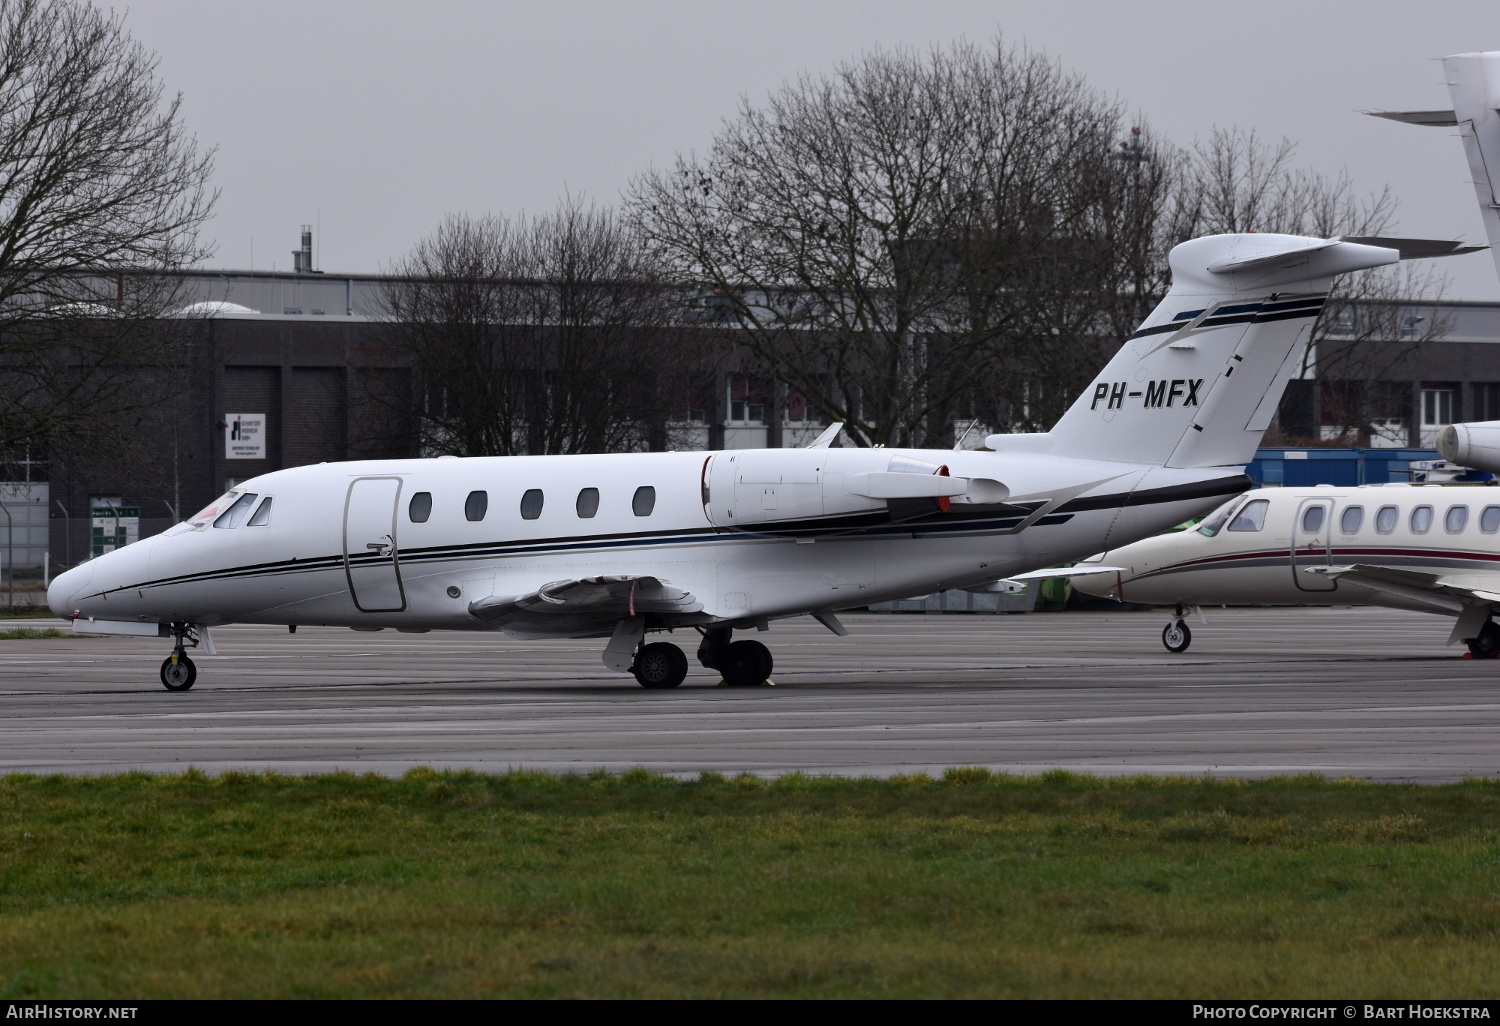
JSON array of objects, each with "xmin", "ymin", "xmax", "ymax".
[
  {"xmin": 988, "ymin": 233, "xmax": 1404, "ymax": 468},
  {"xmin": 1369, "ymin": 51, "xmax": 1500, "ymax": 278}
]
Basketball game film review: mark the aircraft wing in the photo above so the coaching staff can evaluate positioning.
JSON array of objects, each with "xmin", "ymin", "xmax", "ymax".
[
  {"xmin": 1302, "ymin": 564, "xmax": 1500, "ymax": 612},
  {"xmin": 468, "ymin": 575, "xmax": 703, "ymax": 639}
]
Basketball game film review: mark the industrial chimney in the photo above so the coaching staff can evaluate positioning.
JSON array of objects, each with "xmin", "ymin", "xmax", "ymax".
[{"xmin": 292, "ymin": 225, "xmax": 314, "ymax": 273}]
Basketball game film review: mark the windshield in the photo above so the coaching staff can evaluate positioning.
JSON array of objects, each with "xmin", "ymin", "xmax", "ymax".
[{"xmin": 1196, "ymin": 496, "xmax": 1246, "ymax": 537}]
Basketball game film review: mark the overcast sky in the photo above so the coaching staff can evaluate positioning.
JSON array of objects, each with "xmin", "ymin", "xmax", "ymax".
[{"xmin": 122, "ymin": 0, "xmax": 1500, "ymax": 299}]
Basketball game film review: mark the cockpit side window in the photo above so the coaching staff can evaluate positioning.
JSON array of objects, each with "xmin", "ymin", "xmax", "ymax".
[
  {"xmin": 247, "ymin": 496, "xmax": 273, "ymax": 527},
  {"xmin": 1226, "ymin": 498, "xmax": 1269, "ymax": 532},
  {"xmin": 1196, "ymin": 497, "xmax": 1243, "ymax": 537},
  {"xmin": 213, "ymin": 492, "xmax": 258, "ymax": 529}
]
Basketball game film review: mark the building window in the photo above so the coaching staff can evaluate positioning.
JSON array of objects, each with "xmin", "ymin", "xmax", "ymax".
[
  {"xmin": 727, "ymin": 374, "xmax": 766, "ymax": 424},
  {"xmin": 576, "ymin": 487, "xmax": 600, "ymax": 518},
  {"xmin": 520, "ymin": 488, "xmax": 544, "ymax": 520},
  {"xmin": 1422, "ymin": 389, "xmax": 1454, "ymax": 429},
  {"xmin": 464, "ymin": 490, "xmax": 488, "ymax": 522},
  {"xmin": 408, "ymin": 492, "xmax": 432, "ymax": 523}
]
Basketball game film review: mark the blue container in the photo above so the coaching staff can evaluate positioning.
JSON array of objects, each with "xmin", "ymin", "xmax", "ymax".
[{"xmin": 1246, "ymin": 447, "xmax": 1443, "ymax": 488}]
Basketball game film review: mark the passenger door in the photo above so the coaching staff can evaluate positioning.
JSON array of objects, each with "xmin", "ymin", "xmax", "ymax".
[
  {"xmin": 343, "ymin": 476, "xmax": 407, "ymax": 612},
  {"xmin": 1291, "ymin": 497, "xmax": 1336, "ymax": 592}
]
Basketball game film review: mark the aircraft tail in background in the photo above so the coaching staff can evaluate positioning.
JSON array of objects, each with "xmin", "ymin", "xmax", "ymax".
[{"xmin": 1369, "ymin": 51, "xmax": 1500, "ymax": 277}]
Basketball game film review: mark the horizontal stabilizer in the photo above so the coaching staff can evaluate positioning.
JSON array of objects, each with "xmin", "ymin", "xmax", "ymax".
[
  {"xmin": 1339, "ymin": 236, "xmax": 1487, "ymax": 259},
  {"xmin": 1366, "ymin": 109, "xmax": 1458, "ymax": 126},
  {"xmin": 1205, "ymin": 237, "xmax": 1341, "ymax": 273}
]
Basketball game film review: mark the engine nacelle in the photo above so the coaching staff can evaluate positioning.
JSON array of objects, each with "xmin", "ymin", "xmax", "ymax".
[
  {"xmin": 1437, "ymin": 421, "xmax": 1500, "ymax": 474},
  {"xmin": 702, "ymin": 448, "xmax": 1008, "ymax": 534}
]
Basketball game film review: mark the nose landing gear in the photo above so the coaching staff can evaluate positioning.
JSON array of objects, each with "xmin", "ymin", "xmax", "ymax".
[
  {"xmin": 159, "ymin": 624, "xmax": 206, "ymax": 691},
  {"xmin": 1161, "ymin": 604, "xmax": 1200, "ymax": 654}
]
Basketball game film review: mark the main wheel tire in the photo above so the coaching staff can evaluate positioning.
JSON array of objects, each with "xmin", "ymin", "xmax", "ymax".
[
  {"xmin": 634, "ymin": 642, "xmax": 688, "ymax": 689},
  {"xmin": 160, "ymin": 654, "xmax": 197, "ymax": 691},
  {"xmin": 1161, "ymin": 621, "xmax": 1191, "ymax": 654},
  {"xmin": 722, "ymin": 639, "xmax": 773, "ymax": 686},
  {"xmin": 1466, "ymin": 621, "xmax": 1500, "ymax": 658}
]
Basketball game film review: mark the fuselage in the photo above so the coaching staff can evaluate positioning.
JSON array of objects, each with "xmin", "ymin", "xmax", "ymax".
[
  {"xmin": 1074, "ymin": 482, "xmax": 1500, "ymax": 615},
  {"xmin": 50, "ymin": 446, "xmax": 1246, "ymax": 637}
]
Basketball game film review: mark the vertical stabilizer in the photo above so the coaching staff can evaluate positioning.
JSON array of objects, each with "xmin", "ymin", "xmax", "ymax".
[
  {"xmin": 1445, "ymin": 52, "xmax": 1500, "ymax": 260},
  {"xmin": 988, "ymin": 234, "xmax": 1399, "ymax": 467}
]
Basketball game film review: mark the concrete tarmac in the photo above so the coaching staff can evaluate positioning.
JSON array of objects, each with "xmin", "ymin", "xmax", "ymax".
[{"xmin": 2, "ymin": 607, "xmax": 1497, "ymax": 781}]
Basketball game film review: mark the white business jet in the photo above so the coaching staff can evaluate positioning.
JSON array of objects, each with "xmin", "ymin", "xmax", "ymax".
[
  {"xmin": 1071, "ymin": 483, "xmax": 1500, "ymax": 657},
  {"xmin": 47, "ymin": 232, "xmax": 1437, "ymax": 690}
]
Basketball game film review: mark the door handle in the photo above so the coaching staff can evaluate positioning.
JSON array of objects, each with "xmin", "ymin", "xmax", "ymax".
[{"xmin": 365, "ymin": 534, "xmax": 394, "ymax": 556}]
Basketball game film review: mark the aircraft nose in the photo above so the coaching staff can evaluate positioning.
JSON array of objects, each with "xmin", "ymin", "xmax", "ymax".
[{"xmin": 48, "ymin": 561, "xmax": 95, "ymax": 615}]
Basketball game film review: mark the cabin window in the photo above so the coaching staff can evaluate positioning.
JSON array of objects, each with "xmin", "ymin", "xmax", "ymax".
[
  {"xmin": 213, "ymin": 492, "xmax": 258, "ymax": 529},
  {"xmin": 247, "ymin": 497, "xmax": 273, "ymax": 527},
  {"xmin": 520, "ymin": 489, "xmax": 544, "ymax": 520},
  {"xmin": 1375, "ymin": 505, "xmax": 1398, "ymax": 534},
  {"xmin": 1300, "ymin": 505, "xmax": 1325, "ymax": 534},
  {"xmin": 408, "ymin": 492, "xmax": 432, "ymax": 523},
  {"xmin": 1482, "ymin": 506, "xmax": 1500, "ymax": 534},
  {"xmin": 1410, "ymin": 505, "xmax": 1433, "ymax": 534},
  {"xmin": 576, "ymin": 487, "xmax": 600, "ymax": 519},
  {"xmin": 1445, "ymin": 505, "xmax": 1469, "ymax": 533},
  {"xmin": 632, "ymin": 486, "xmax": 656, "ymax": 517},
  {"xmin": 464, "ymin": 490, "xmax": 488, "ymax": 522},
  {"xmin": 1196, "ymin": 497, "xmax": 1242, "ymax": 537},
  {"xmin": 1339, "ymin": 505, "xmax": 1363, "ymax": 534},
  {"xmin": 1227, "ymin": 498, "xmax": 1268, "ymax": 532}
]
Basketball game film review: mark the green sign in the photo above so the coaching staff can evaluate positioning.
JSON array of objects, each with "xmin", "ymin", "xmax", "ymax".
[{"xmin": 91, "ymin": 507, "xmax": 140, "ymax": 557}]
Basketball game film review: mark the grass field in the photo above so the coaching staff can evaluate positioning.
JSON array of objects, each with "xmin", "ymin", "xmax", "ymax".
[{"xmin": 2, "ymin": 769, "xmax": 1498, "ymax": 998}]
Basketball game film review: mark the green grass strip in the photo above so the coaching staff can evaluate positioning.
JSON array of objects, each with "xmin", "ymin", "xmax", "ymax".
[{"xmin": 2, "ymin": 768, "xmax": 1499, "ymax": 998}]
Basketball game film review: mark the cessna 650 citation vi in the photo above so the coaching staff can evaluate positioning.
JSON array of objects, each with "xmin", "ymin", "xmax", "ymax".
[{"xmin": 47, "ymin": 232, "xmax": 1466, "ymax": 690}]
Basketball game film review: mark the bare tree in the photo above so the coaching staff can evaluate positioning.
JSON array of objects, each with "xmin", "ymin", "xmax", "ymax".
[
  {"xmin": 368, "ymin": 198, "xmax": 697, "ymax": 456},
  {"xmin": 0, "ymin": 0, "xmax": 217, "ymax": 470},
  {"xmin": 1173, "ymin": 128, "xmax": 1449, "ymax": 444},
  {"xmin": 629, "ymin": 38, "xmax": 1176, "ymax": 446}
]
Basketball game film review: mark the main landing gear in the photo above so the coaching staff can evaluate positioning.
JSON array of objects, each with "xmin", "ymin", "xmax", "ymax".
[
  {"xmin": 1465, "ymin": 620, "xmax": 1500, "ymax": 659},
  {"xmin": 1161, "ymin": 605, "xmax": 1194, "ymax": 654},
  {"xmin": 625, "ymin": 627, "xmax": 775, "ymax": 689},
  {"xmin": 697, "ymin": 627, "xmax": 774, "ymax": 687},
  {"xmin": 159, "ymin": 624, "xmax": 203, "ymax": 691}
]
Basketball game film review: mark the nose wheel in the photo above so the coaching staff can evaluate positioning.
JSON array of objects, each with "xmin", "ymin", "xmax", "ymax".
[
  {"xmin": 160, "ymin": 652, "xmax": 197, "ymax": 691},
  {"xmin": 1162, "ymin": 619, "xmax": 1192, "ymax": 653}
]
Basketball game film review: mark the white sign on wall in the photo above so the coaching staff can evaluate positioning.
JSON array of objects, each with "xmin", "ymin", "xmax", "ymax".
[{"xmin": 225, "ymin": 413, "xmax": 266, "ymax": 460}]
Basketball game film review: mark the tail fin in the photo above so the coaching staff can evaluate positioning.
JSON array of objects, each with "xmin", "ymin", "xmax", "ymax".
[
  {"xmin": 988, "ymin": 233, "xmax": 1398, "ymax": 467},
  {"xmin": 1369, "ymin": 52, "xmax": 1500, "ymax": 278}
]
